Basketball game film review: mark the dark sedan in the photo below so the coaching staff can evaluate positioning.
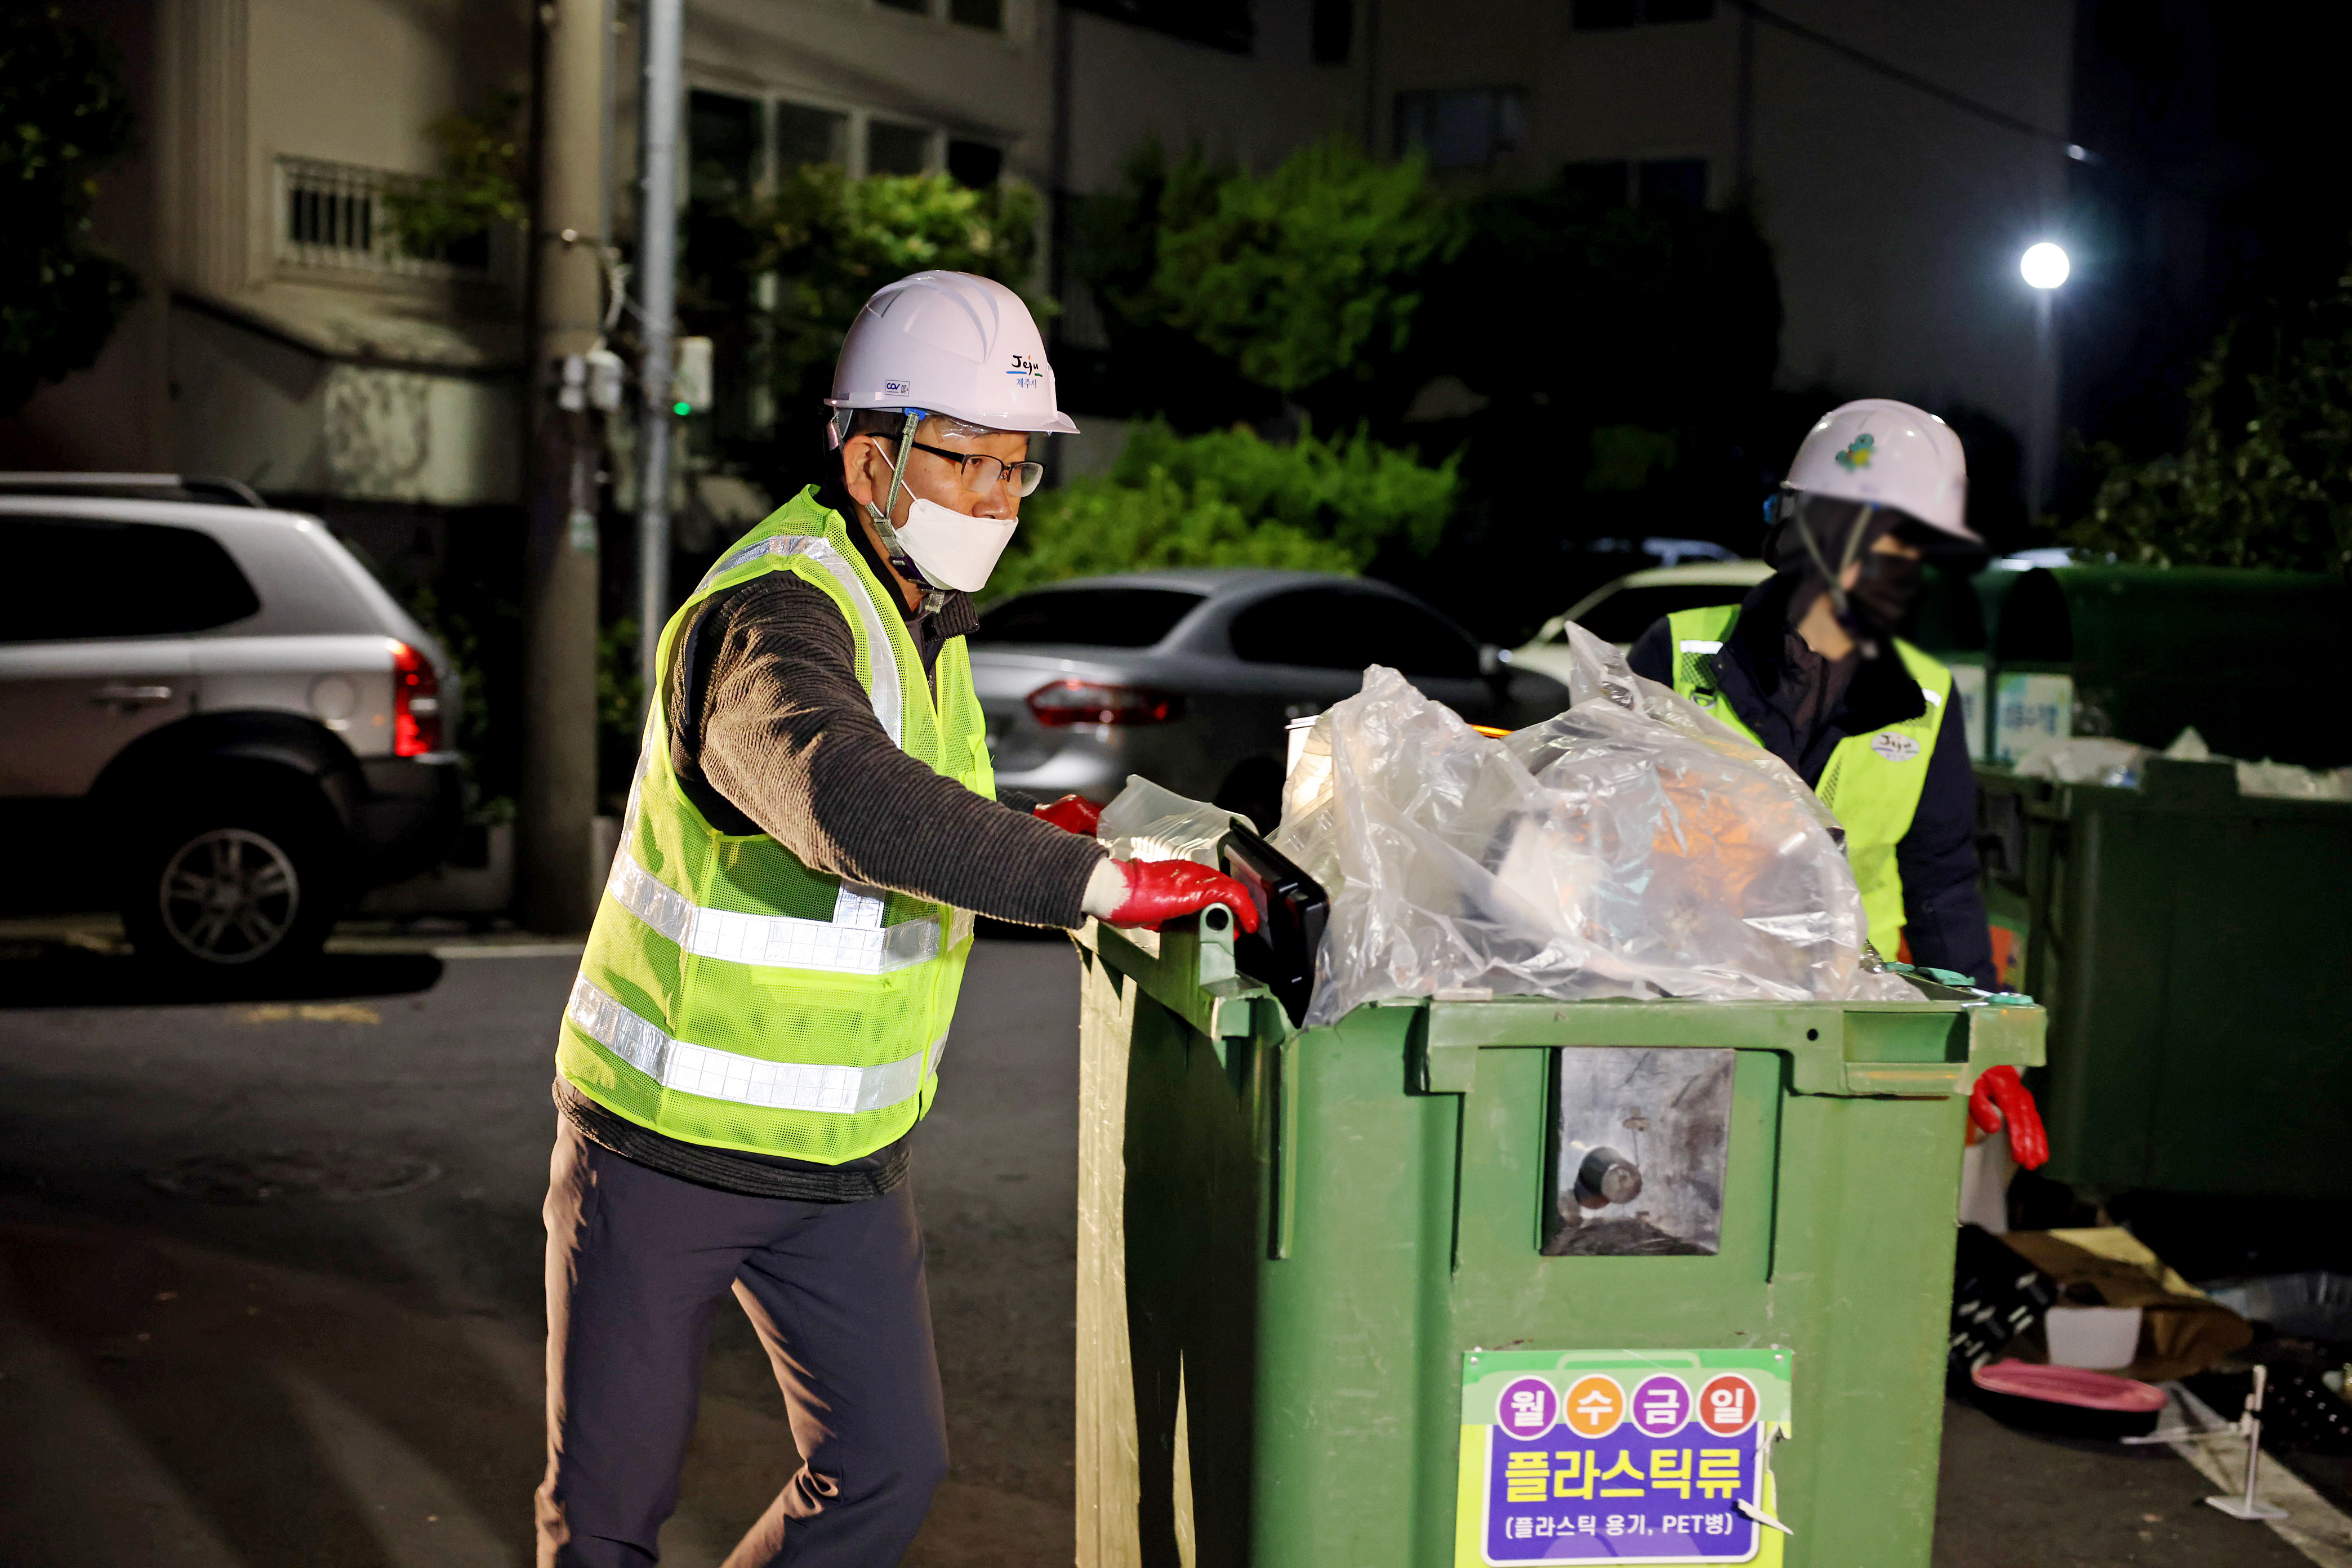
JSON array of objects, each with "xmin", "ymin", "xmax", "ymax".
[{"xmin": 968, "ymin": 569, "xmax": 1571, "ymax": 831}]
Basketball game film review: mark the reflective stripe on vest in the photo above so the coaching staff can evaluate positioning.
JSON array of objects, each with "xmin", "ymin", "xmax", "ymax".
[
  {"xmin": 1664, "ymin": 602, "xmax": 1950, "ymax": 954},
  {"xmin": 606, "ymin": 848, "xmax": 972, "ymax": 974},
  {"xmin": 567, "ymin": 975, "xmax": 946, "ymax": 1113},
  {"xmin": 699, "ymin": 532, "xmax": 904, "ymax": 746}
]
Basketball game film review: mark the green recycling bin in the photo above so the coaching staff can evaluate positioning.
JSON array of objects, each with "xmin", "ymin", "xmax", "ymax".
[
  {"xmin": 1072, "ymin": 908, "xmax": 2043, "ymax": 1568},
  {"xmin": 1975, "ymin": 756, "xmax": 2352, "ymax": 1201}
]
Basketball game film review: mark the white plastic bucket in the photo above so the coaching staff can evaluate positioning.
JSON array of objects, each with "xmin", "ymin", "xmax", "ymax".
[{"xmin": 2044, "ymin": 1305, "xmax": 2142, "ymax": 1370}]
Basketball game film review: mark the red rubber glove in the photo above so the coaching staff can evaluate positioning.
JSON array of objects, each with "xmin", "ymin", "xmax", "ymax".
[
  {"xmin": 1033, "ymin": 795, "xmax": 1104, "ymax": 836},
  {"xmin": 1968, "ymin": 1064, "xmax": 2049, "ymax": 1170},
  {"xmin": 1106, "ymin": 859, "xmax": 1260, "ymax": 934}
]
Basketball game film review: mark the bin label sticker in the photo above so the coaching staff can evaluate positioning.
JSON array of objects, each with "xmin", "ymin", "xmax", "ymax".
[{"xmin": 1457, "ymin": 1349, "xmax": 1792, "ymax": 1566}]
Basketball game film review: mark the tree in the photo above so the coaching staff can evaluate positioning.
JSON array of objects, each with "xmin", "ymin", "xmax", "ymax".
[
  {"xmin": 991, "ymin": 418, "xmax": 1456, "ymax": 598},
  {"xmin": 2067, "ymin": 261, "xmax": 2352, "ymax": 574},
  {"xmin": 380, "ymin": 98, "xmax": 528, "ymax": 260},
  {"xmin": 737, "ymin": 168, "xmax": 1043, "ymax": 458},
  {"xmin": 1071, "ymin": 139, "xmax": 1459, "ymax": 428},
  {"xmin": 0, "ymin": 4, "xmax": 139, "ymax": 414}
]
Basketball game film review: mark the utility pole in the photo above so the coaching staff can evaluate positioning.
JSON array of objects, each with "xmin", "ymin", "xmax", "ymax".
[
  {"xmin": 519, "ymin": 0, "xmax": 611, "ymax": 934},
  {"xmin": 636, "ymin": 0, "xmax": 684, "ymax": 710}
]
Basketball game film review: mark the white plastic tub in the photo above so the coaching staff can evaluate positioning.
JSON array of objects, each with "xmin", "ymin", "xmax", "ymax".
[{"xmin": 2044, "ymin": 1305, "xmax": 2143, "ymax": 1370}]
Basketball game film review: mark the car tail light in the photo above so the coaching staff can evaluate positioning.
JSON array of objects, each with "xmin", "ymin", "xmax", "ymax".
[
  {"xmin": 1025, "ymin": 679, "xmax": 1185, "ymax": 727},
  {"xmin": 390, "ymin": 640, "xmax": 443, "ymax": 756}
]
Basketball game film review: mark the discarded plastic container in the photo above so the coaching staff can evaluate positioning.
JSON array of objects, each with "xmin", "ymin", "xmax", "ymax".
[
  {"xmin": 2046, "ymin": 1306, "xmax": 2143, "ymax": 1370},
  {"xmin": 1073, "ymin": 877, "xmax": 2044, "ymax": 1567}
]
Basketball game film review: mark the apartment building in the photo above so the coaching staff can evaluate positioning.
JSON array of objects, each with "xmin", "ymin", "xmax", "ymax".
[{"xmin": 10, "ymin": 0, "xmax": 2076, "ymax": 515}]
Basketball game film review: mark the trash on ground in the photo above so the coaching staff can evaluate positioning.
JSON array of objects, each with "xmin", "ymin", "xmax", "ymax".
[
  {"xmin": 2199, "ymin": 1271, "xmax": 2352, "ymax": 1342},
  {"xmin": 1999, "ymin": 1227, "xmax": 2251, "ymax": 1382},
  {"xmin": 1272, "ymin": 629, "xmax": 1912, "ymax": 1024},
  {"xmin": 2046, "ymin": 1304, "xmax": 2145, "ymax": 1369},
  {"xmin": 1950, "ymin": 1223, "xmax": 2059, "ymax": 1383},
  {"xmin": 1969, "ymin": 1361, "xmax": 2168, "ymax": 1440}
]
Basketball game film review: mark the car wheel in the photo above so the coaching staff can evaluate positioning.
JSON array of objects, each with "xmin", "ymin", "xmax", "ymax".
[{"xmin": 122, "ymin": 800, "xmax": 342, "ymax": 977}]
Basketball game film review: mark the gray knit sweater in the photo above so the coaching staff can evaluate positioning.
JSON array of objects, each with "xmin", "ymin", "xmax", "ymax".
[{"xmin": 557, "ymin": 493, "xmax": 1105, "ymax": 1199}]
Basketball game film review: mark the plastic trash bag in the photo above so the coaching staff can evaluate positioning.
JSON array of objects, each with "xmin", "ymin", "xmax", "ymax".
[
  {"xmin": 1097, "ymin": 774, "xmax": 1238, "ymax": 867},
  {"xmin": 2016, "ymin": 736, "xmax": 2152, "ymax": 788},
  {"xmin": 1273, "ymin": 625, "xmax": 1911, "ymax": 1024},
  {"xmin": 2166, "ymin": 727, "xmax": 2352, "ymax": 802}
]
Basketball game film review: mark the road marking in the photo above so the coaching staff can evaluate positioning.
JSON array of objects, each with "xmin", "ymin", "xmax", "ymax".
[
  {"xmin": 430, "ymin": 943, "xmax": 585, "ymax": 960},
  {"xmin": 2163, "ymin": 1384, "xmax": 2352, "ymax": 1566},
  {"xmin": 241, "ymin": 1003, "xmax": 381, "ymax": 1024}
]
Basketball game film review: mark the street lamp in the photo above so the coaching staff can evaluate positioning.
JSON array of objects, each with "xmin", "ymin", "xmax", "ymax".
[
  {"xmin": 2020, "ymin": 242, "xmax": 2069, "ymax": 518},
  {"xmin": 2020, "ymin": 242, "xmax": 2071, "ymax": 290}
]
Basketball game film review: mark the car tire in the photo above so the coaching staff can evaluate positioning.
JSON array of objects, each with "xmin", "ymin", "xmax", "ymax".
[{"xmin": 119, "ymin": 787, "xmax": 345, "ymax": 979}]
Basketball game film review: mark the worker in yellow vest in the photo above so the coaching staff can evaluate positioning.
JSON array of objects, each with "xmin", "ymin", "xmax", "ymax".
[
  {"xmin": 537, "ymin": 271, "xmax": 1257, "ymax": 1567},
  {"xmin": 1627, "ymin": 399, "xmax": 2044, "ymax": 1168}
]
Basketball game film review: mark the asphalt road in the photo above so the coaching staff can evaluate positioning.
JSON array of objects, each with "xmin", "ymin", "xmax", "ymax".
[{"xmin": 0, "ymin": 932, "xmax": 2324, "ymax": 1567}]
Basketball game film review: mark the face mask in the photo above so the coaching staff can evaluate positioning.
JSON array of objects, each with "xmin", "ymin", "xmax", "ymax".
[
  {"xmin": 885, "ymin": 495, "xmax": 1018, "ymax": 594},
  {"xmin": 1847, "ymin": 550, "xmax": 1923, "ymax": 634}
]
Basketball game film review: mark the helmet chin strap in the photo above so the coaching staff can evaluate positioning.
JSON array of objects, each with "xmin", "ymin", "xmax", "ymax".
[
  {"xmin": 1789, "ymin": 495, "xmax": 1881, "ymax": 654},
  {"xmin": 862, "ymin": 409, "xmax": 950, "ymax": 615}
]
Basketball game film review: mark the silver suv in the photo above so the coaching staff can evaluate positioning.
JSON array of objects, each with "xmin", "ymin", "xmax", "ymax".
[{"xmin": 0, "ymin": 476, "xmax": 464, "ymax": 974}]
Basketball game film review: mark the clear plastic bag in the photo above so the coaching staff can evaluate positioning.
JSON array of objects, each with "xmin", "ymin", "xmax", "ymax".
[
  {"xmin": 1273, "ymin": 624, "xmax": 1911, "ymax": 1023},
  {"xmin": 1096, "ymin": 774, "xmax": 1238, "ymax": 867}
]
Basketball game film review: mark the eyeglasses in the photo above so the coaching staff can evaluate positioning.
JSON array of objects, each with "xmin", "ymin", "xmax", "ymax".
[{"xmin": 896, "ymin": 438, "xmax": 1045, "ymax": 498}]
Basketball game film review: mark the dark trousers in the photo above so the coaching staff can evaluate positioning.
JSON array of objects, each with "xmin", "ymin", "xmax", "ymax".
[{"xmin": 536, "ymin": 1118, "xmax": 947, "ymax": 1567}]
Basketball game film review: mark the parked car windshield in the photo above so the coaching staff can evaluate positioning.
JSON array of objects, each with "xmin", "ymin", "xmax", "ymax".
[
  {"xmin": 974, "ymin": 586, "xmax": 1206, "ymax": 648},
  {"xmin": 1230, "ymin": 587, "xmax": 1480, "ymax": 679},
  {"xmin": 1572, "ymin": 582, "xmax": 1758, "ymax": 645},
  {"xmin": 1, "ymin": 516, "xmax": 260, "ymax": 643}
]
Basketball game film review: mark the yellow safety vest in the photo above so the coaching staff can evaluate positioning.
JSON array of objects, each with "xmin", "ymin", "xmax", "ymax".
[
  {"xmin": 1665, "ymin": 604, "xmax": 1950, "ymax": 955},
  {"xmin": 555, "ymin": 488, "xmax": 994, "ymax": 1163}
]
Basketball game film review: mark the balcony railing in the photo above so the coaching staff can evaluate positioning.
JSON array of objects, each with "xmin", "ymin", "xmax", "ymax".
[{"xmin": 276, "ymin": 155, "xmax": 492, "ymax": 278}]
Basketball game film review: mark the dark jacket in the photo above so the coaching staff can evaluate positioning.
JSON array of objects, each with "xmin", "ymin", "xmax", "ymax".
[{"xmin": 1627, "ymin": 574, "xmax": 1995, "ymax": 988}]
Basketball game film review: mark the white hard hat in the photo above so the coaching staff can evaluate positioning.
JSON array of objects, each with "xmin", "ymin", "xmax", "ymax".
[
  {"xmin": 826, "ymin": 270, "xmax": 1078, "ymax": 435},
  {"xmin": 1783, "ymin": 398, "xmax": 1976, "ymax": 542}
]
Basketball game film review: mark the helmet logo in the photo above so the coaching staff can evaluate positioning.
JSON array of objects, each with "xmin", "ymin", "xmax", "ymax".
[
  {"xmin": 1834, "ymin": 433, "xmax": 1876, "ymax": 470},
  {"xmin": 883, "ymin": 379, "xmax": 912, "ymax": 398},
  {"xmin": 1006, "ymin": 352, "xmax": 1044, "ymax": 388}
]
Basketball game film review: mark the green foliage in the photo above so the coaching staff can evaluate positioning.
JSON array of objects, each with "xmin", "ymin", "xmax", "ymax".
[
  {"xmin": 1150, "ymin": 138, "xmax": 1459, "ymax": 394},
  {"xmin": 0, "ymin": 3, "xmax": 139, "ymax": 413},
  {"xmin": 989, "ymin": 418, "xmax": 1457, "ymax": 598},
  {"xmin": 743, "ymin": 166, "xmax": 1044, "ymax": 416},
  {"xmin": 381, "ymin": 96, "xmax": 527, "ymax": 257},
  {"xmin": 2067, "ymin": 269, "xmax": 2352, "ymax": 574},
  {"xmin": 1079, "ymin": 139, "xmax": 1460, "ymax": 402}
]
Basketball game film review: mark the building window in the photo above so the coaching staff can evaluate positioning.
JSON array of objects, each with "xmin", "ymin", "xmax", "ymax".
[
  {"xmin": 688, "ymin": 90, "xmax": 762, "ymax": 204},
  {"xmin": 1636, "ymin": 157, "xmax": 1707, "ymax": 208},
  {"xmin": 947, "ymin": 138, "xmax": 1003, "ymax": 188},
  {"xmin": 1558, "ymin": 157, "xmax": 1709, "ymax": 210},
  {"xmin": 776, "ymin": 101, "xmax": 850, "ymax": 172},
  {"xmin": 1560, "ymin": 158, "xmax": 1629, "ymax": 208},
  {"xmin": 1395, "ymin": 88, "xmax": 1526, "ymax": 172},
  {"xmin": 1312, "ymin": 0, "xmax": 1351, "ymax": 64},
  {"xmin": 1571, "ymin": 0, "xmax": 1712, "ymax": 28},
  {"xmin": 277, "ymin": 155, "xmax": 492, "ymax": 277},
  {"xmin": 867, "ymin": 119, "xmax": 934, "ymax": 176},
  {"xmin": 949, "ymin": 0, "xmax": 1004, "ymax": 28}
]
